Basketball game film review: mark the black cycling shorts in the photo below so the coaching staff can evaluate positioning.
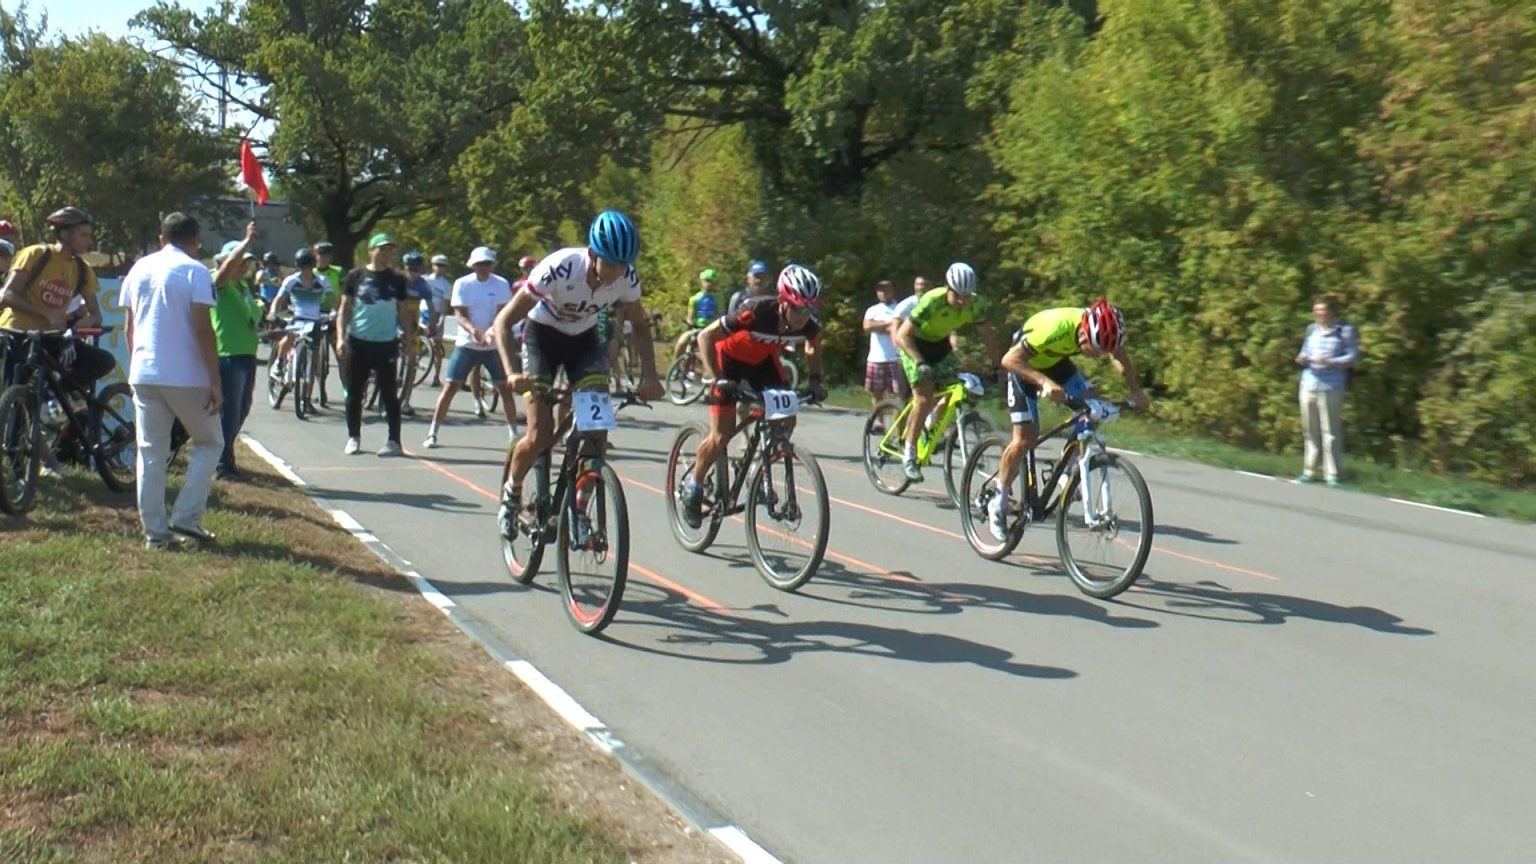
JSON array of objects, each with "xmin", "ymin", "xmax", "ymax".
[{"xmin": 520, "ymin": 320, "xmax": 608, "ymax": 389}]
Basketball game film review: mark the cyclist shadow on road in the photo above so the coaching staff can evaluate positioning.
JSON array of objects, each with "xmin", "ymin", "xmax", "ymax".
[
  {"xmin": 1118, "ymin": 577, "xmax": 1435, "ymax": 635},
  {"xmin": 304, "ymin": 485, "xmax": 480, "ymax": 513},
  {"xmin": 605, "ymin": 581, "xmax": 1079, "ymax": 680}
]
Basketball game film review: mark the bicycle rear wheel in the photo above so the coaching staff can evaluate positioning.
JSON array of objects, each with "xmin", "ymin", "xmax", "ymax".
[
  {"xmin": 958, "ymin": 436, "xmax": 1022, "ymax": 560},
  {"xmin": 501, "ymin": 451, "xmax": 545, "ymax": 584},
  {"xmin": 412, "ymin": 335, "xmax": 434, "ymax": 386},
  {"xmin": 1055, "ymin": 453, "xmax": 1153, "ymax": 598},
  {"xmin": 944, "ymin": 410, "xmax": 996, "ymax": 509},
  {"xmin": 746, "ymin": 443, "xmax": 829, "ymax": 591},
  {"xmin": 89, "ymin": 382, "xmax": 137, "ymax": 493},
  {"xmin": 0, "ymin": 385, "xmax": 41, "ymax": 515},
  {"xmin": 557, "ymin": 459, "xmax": 628, "ymax": 634},
  {"xmin": 862, "ymin": 401, "xmax": 911, "ymax": 496},
  {"xmin": 665, "ymin": 422, "xmax": 724, "ymax": 551}
]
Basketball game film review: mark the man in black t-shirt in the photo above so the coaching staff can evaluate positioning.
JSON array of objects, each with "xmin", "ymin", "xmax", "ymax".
[{"xmin": 336, "ymin": 233, "xmax": 412, "ymax": 456}]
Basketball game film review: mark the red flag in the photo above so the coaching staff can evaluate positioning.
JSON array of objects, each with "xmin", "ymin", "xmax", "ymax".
[{"xmin": 240, "ymin": 138, "xmax": 269, "ymax": 205}]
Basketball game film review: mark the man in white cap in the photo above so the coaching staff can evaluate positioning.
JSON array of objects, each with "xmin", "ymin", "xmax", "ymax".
[
  {"xmin": 423, "ymin": 246, "xmax": 517, "ymax": 447},
  {"xmin": 423, "ymin": 252, "xmax": 454, "ymax": 385}
]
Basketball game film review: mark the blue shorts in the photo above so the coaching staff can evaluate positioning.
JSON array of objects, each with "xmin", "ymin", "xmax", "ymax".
[
  {"xmin": 1006, "ymin": 359, "xmax": 1091, "ymax": 426},
  {"xmin": 444, "ymin": 346, "xmax": 506, "ymax": 385}
]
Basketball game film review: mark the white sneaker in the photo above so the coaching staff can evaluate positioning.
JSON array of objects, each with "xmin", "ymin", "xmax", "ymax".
[
  {"xmin": 344, "ymin": 437, "xmax": 361, "ymax": 455},
  {"xmin": 474, "ymin": 399, "xmax": 487, "ymax": 419},
  {"xmin": 377, "ymin": 441, "xmax": 402, "ymax": 457},
  {"xmin": 423, "ymin": 432, "xmax": 439, "ymax": 449},
  {"xmin": 987, "ymin": 490, "xmax": 1010, "ymax": 542}
]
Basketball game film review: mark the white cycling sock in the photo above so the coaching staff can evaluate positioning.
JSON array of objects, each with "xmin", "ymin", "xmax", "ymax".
[
  {"xmin": 904, "ymin": 441, "xmax": 917, "ymax": 461},
  {"xmin": 684, "ymin": 475, "xmax": 700, "ymax": 493}
]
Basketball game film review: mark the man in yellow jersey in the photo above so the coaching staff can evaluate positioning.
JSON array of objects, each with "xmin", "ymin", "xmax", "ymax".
[
  {"xmin": 312, "ymin": 241, "xmax": 345, "ymax": 311},
  {"xmin": 988, "ymin": 298, "xmax": 1149, "ymax": 540},
  {"xmin": 0, "ymin": 207, "xmax": 115, "ymax": 391}
]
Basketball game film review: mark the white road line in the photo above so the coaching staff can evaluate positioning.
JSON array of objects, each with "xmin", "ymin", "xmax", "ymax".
[
  {"xmin": 1235, "ymin": 470, "xmax": 1273, "ymax": 480},
  {"xmin": 1113, "ymin": 447, "xmax": 1145, "ymax": 456},
  {"xmin": 505, "ymin": 660, "xmax": 605, "ymax": 731},
  {"xmin": 239, "ymin": 433, "xmax": 305, "ymax": 485},
  {"xmin": 1389, "ymin": 498, "xmax": 1486, "ymax": 518},
  {"xmin": 404, "ymin": 570, "xmax": 456, "ymax": 610},
  {"xmin": 709, "ymin": 826, "xmax": 786, "ymax": 864}
]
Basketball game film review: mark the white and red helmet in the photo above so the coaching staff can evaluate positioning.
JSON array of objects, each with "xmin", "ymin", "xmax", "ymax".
[
  {"xmin": 777, "ymin": 264, "xmax": 822, "ymax": 308},
  {"xmin": 1084, "ymin": 297, "xmax": 1125, "ymax": 353}
]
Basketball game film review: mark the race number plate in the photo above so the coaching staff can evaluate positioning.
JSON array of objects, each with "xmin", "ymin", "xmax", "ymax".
[
  {"xmin": 573, "ymin": 391, "xmax": 617, "ymax": 431},
  {"xmin": 764, "ymin": 389, "xmax": 798, "ymax": 420}
]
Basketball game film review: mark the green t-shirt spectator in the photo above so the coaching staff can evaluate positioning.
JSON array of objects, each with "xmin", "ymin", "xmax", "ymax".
[
  {"xmin": 317, "ymin": 264, "xmax": 345, "ymax": 312},
  {"xmin": 211, "ymin": 279, "xmax": 263, "ymax": 357}
]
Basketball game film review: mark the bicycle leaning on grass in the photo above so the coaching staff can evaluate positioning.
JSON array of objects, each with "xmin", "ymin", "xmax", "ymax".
[
  {"xmin": 957, "ymin": 397, "xmax": 1153, "ymax": 598},
  {"xmin": 498, "ymin": 386, "xmax": 648, "ymax": 634},
  {"xmin": 862, "ymin": 371, "xmax": 996, "ymax": 507}
]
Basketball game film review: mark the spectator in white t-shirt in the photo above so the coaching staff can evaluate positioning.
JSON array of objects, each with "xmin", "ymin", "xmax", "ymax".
[
  {"xmin": 121, "ymin": 212, "xmax": 223, "ymax": 550},
  {"xmin": 423, "ymin": 246, "xmax": 517, "ymax": 448},
  {"xmin": 862, "ymin": 280, "xmax": 906, "ymax": 418},
  {"xmin": 423, "ymin": 253, "xmax": 454, "ymax": 386}
]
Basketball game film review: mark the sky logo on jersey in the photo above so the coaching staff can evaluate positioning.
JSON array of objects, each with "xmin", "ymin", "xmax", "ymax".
[{"xmin": 539, "ymin": 260, "xmax": 575, "ymax": 287}]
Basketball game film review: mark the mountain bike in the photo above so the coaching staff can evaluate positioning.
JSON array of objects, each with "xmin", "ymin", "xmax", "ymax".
[
  {"xmin": 664, "ymin": 342, "xmax": 707, "ymax": 405},
  {"xmin": 863, "ymin": 371, "xmax": 995, "ymax": 507},
  {"xmin": 499, "ymin": 388, "xmax": 648, "ymax": 634},
  {"xmin": 0, "ymin": 327, "xmax": 135, "ymax": 514},
  {"xmin": 958, "ymin": 398, "xmax": 1153, "ymax": 598},
  {"xmin": 267, "ymin": 315, "xmax": 333, "ymax": 419},
  {"xmin": 665, "ymin": 384, "xmax": 829, "ymax": 591}
]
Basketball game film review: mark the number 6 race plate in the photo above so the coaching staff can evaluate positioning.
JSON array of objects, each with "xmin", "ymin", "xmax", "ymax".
[
  {"xmin": 573, "ymin": 391, "xmax": 617, "ymax": 431},
  {"xmin": 764, "ymin": 389, "xmax": 798, "ymax": 420}
]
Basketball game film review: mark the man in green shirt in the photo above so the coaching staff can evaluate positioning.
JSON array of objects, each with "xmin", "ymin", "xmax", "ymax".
[
  {"xmin": 210, "ymin": 226, "xmax": 265, "ymax": 479},
  {"xmin": 673, "ymin": 267, "xmax": 721, "ymax": 360},
  {"xmin": 313, "ymin": 240, "xmax": 344, "ymax": 312},
  {"xmin": 893, "ymin": 262, "xmax": 1002, "ymax": 481}
]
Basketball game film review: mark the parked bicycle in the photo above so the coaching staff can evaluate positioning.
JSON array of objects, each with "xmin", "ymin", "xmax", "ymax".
[
  {"xmin": 863, "ymin": 371, "xmax": 995, "ymax": 507},
  {"xmin": 0, "ymin": 327, "xmax": 135, "ymax": 514},
  {"xmin": 665, "ymin": 383, "xmax": 830, "ymax": 591},
  {"xmin": 499, "ymin": 387, "xmax": 648, "ymax": 634},
  {"xmin": 958, "ymin": 397, "xmax": 1153, "ymax": 598}
]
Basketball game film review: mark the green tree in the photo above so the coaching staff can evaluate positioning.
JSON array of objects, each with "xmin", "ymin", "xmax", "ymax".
[
  {"xmin": 137, "ymin": 0, "xmax": 530, "ymax": 265},
  {"xmin": 0, "ymin": 10, "xmax": 228, "ymax": 256}
]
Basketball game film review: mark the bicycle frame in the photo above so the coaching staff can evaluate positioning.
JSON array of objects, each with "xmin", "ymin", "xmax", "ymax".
[
  {"xmin": 711, "ymin": 406, "xmax": 796, "ymax": 521},
  {"xmin": 0, "ymin": 330, "xmax": 127, "ymax": 464},
  {"xmin": 873, "ymin": 379, "xmax": 971, "ymax": 466},
  {"xmin": 1019, "ymin": 404, "xmax": 1121, "ymax": 524}
]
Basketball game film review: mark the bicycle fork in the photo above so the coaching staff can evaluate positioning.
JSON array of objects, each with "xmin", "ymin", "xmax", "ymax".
[{"xmin": 1073, "ymin": 439, "xmax": 1114, "ymax": 529}]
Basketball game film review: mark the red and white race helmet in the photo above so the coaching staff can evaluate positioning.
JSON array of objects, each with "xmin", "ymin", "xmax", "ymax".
[
  {"xmin": 1083, "ymin": 297, "xmax": 1125, "ymax": 353},
  {"xmin": 777, "ymin": 264, "xmax": 822, "ymax": 308}
]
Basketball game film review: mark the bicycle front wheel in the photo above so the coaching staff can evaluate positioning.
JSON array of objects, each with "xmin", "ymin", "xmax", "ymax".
[
  {"xmin": 958, "ymin": 435, "xmax": 1021, "ymax": 560},
  {"xmin": 1055, "ymin": 453, "xmax": 1154, "ymax": 598},
  {"xmin": 665, "ymin": 354, "xmax": 705, "ymax": 405},
  {"xmin": 412, "ymin": 335, "xmax": 435, "ymax": 386},
  {"xmin": 862, "ymin": 401, "xmax": 911, "ymax": 496},
  {"xmin": 944, "ymin": 410, "xmax": 996, "ymax": 509},
  {"xmin": 0, "ymin": 385, "xmax": 41, "ymax": 515},
  {"xmin": 266, "ymin": 355, "xmax": 288, "ymax": 408},
  {"xmin": 89, "ymin": 382, "xmax": 137, "ymax": 493},
  {"xmin": 557, "ymin": 460, "xmax": 629, "ymax": 635},
  {"xmin": 293, "ymin": 348, "xmax": 312, "ymax": 420},
  {"xmin": 746, "ymin": 443, "xmax": 829, "ymax": 591}
]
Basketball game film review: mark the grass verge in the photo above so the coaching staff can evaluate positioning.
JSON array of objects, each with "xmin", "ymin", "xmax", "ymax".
[
  {"xmin": 821, "ymin": 384, "xmax": 1536, "ymax": 522},
  {"xmin": 0, "ymin": 452, "xmax": 710, "ymax": 864}
]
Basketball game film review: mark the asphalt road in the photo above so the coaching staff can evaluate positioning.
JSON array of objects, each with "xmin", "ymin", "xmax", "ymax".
[{"xmin": 242, "ymin": 373, "xmax": 1536, "ymax": 864}]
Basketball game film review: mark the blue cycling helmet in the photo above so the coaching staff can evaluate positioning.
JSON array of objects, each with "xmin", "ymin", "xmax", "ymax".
[
  {"xmin": 403, "ymin": 250, "xmax": 425, "ymax": 268},
  {"xmin": 747, "ymin": 260, "xmax": 769, "ymax": 276},
  {"xmin": 587, "ymin": 210, "xmax": 639, "ymax": 265},
  {"xmin": 0, "ymin": 239, "xmax": 14, "ymax": 257}
]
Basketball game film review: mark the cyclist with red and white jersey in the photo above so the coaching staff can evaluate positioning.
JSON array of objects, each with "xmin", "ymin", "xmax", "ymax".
[
  {"xmin": 677, "ymin": 264, "xmax": 826, "ymax": 528},
  {"xmin": 491, "ymin": 211, "xmax": 664, "ymax": 539}
]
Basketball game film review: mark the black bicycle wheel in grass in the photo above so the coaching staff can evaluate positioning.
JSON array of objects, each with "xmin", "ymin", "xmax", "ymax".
[
  {"xmin": 0, "ymin": 385, "xmax": 41, "ymax": 515},
  {"xmin": 745, "ymin": 444, "xmax": 829, "ymax": 592},
  {"xmin": 557, "ymin": 460, "xmax": 628, "ymax": 635},
  {"xmin": 89, "ymin": 382, "xmax": 137, "ymax": 493},
  {"xmin": 1055, "ymin": 453, "xmax": 1153, "ymax": 599}
]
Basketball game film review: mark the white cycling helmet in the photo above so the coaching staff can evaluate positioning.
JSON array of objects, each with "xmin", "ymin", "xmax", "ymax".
[
  {"xmin": 777, "ymin": 264, "xmax": 823, "ymax": 308},
  {"xmin": 945, "ymin": 262, "xmax": 978, "ymax": 295}
]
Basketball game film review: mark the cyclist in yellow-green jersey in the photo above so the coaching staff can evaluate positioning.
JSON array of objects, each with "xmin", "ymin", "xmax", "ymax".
[
  {"xmin": 313, "ymin": 241, "xmax": 344, "ymax": 312},
  {"xmin": 987, "ymin": 298, "xmax": 1149, "ymax": 540},
  {"xmin": 892, "ymin": 262, "xmax": 1002, "ymax": 482}
]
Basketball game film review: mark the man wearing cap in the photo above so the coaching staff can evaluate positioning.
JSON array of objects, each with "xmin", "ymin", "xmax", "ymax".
[
  {"xmin": 121, "ymin": 212, "xmax": 224, "ymax": 550},
  {"xmin": 337, "ymin": 234, "xmax": 412, "ymax": 456},
  {"xmin": 423, "ymin": 245, "xmax": 518, "ymax": 448},
  {"xmin": 673, "ymin": 267, "xmax": 721, "ymax": 361},
  {"xmin": 209, "ymin": 223, "xmax": 264, "ymax": 479},
  {"xmin": 423, "ymin": 253, "xmax": 454, "ymax": 385},
  {"xmin": 727, "ymin": 260, "xmax": 772, "ymax": 317}
]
